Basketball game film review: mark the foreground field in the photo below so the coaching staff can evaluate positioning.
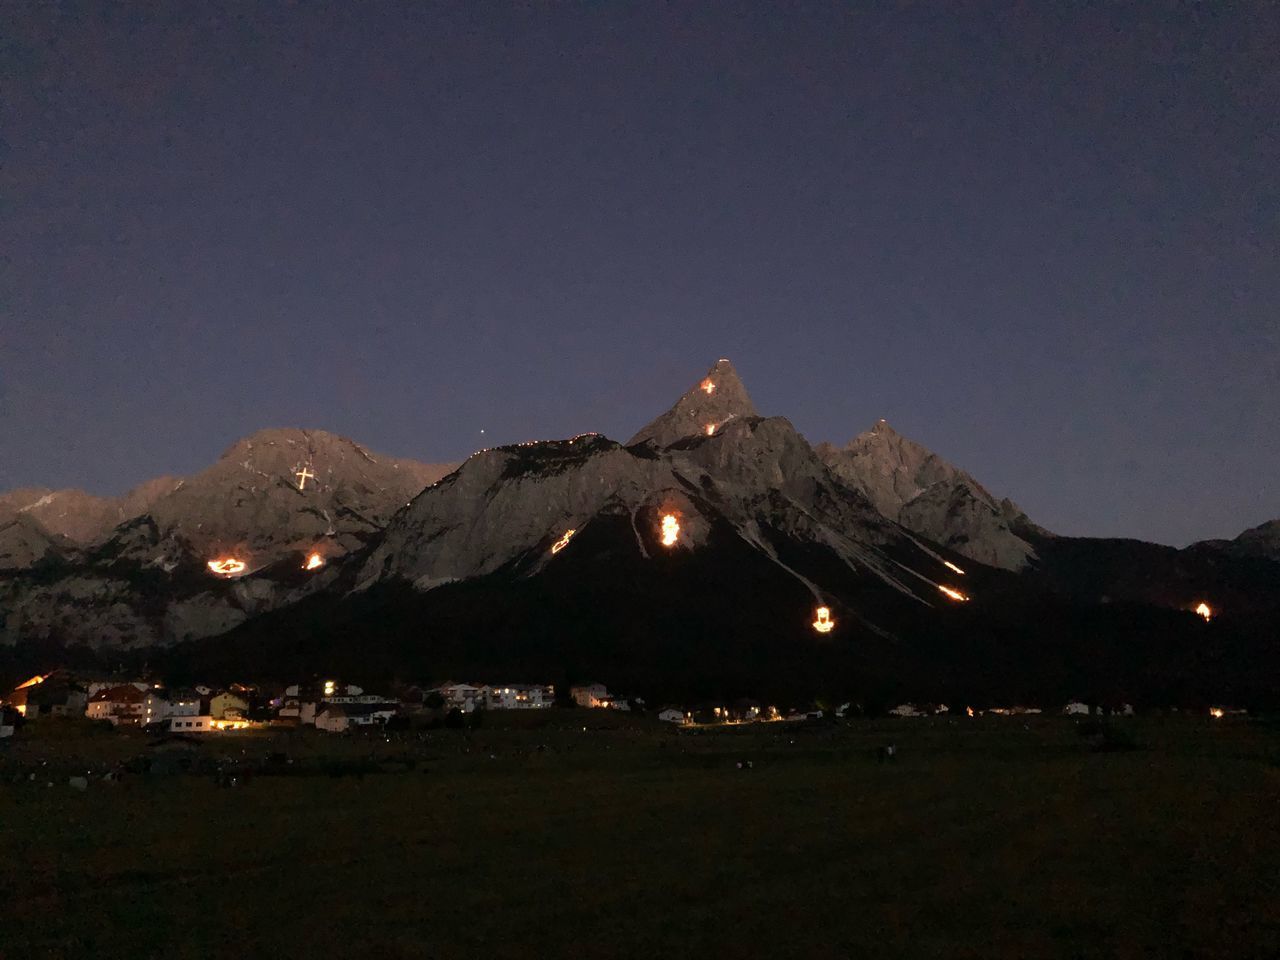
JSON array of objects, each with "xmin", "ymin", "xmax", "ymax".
[{"xmin": 3, "ymin": 715, "xmax": 1278, "ymax": 959}]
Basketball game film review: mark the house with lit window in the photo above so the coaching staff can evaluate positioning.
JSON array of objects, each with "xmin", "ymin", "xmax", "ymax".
[
  {"xmin": 570, "ymin": 683, "xmax": 611, "ymax": 708},
  {"xmin": 6, "ymin": 672, "xmax": 88, "ymax": 719},
  {"xmin": 431, "ymin": 682, "xmax": 483, "ymax": 713},
  {"xmin": 314, "ymin": 701, "xmax": 399, "ymax": 733},
  {"xmin": 209, "ymin": 691, "xmax": 249, "ymax": 720},
  {"xmin": 482, "ymin": 684, "xmax": 555, "ymax": 710},
  {"xmin": 86, "ymin": 684, "xmax": 148, "ymax": 725},
  {"xmin": 167, "ymin": 689, "xmax": 203, "ymax": 717}
]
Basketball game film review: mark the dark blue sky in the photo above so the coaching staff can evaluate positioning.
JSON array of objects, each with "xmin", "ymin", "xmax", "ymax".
[{"xmin": 3, "ymin": 2, "xmax": 1277, "ymax": 546}]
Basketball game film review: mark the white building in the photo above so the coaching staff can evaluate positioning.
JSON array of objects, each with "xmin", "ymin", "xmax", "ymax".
[
  {"xmin": 888, "ymin": 704, "xmax": 924, "ymax": 718},
  {"xmin": 278, "ymin": 698, "xmax": 317, "ymax": 725},
  {"xmin": 314, "ymin": 702, "xmax": 398, "ymax": 732},
  {"xmin": 168, "ymin": 716, "xmax": 217, "ymax": 733},
  {"xmin": 658, "ymin": 707, "xmax": 688, "ymax": 724},
  {"xmin": 168, "ymin": 693, "xmax": 202, "ymax": 717},
  {"xmin": 570, "ymin": 683, "xmax": 610, "ymax": 708},
  {"xmin": 142, "ymin": 691, "xmax": 171, "ymax": 726},
  {"xmin": 483, "ymin": 684, "xmax": 554, "ymax": 710},
  {"xmin": 1063, "ymin": 701, "xmax": 1091, "ymax": 716}
]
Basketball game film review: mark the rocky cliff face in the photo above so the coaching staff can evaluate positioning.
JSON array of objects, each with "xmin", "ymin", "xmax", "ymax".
[
  {"xmin": 0, "ymin": 429, "xmax": 457, "ymax": 648},
  {"xmin": 361, "ymin": 363, "xmax": 975, "ymax": 641},
  {"xmin": 0, "ymin": 515, "xmax": 69, "ymax": 570},
  {"xmin": 815, "ymin": 420, "xmax": 1040, "ymax": 570},
  {"xmin": 628, "ymin": 359, "xmax": 759, "ymax": 448},
  {"xmin": 125, "ymin": 428, "xmax": 455, "ymax": 571}
]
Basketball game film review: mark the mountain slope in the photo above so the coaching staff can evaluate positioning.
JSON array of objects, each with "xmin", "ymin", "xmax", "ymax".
[
  {"xmin": 0, "ymin": 480, "xmax": 180, "ymax": 547},
  {"xmin": 0, "ymin": 429, "xmax": 458, "ymax": 648},
  {"xmin": 129, "ymin": 428, "xmax": 456, "ymax": 571},
  {"xmin": 816, "ymin": 420, "xmax": 1039, "ymax": 570}
]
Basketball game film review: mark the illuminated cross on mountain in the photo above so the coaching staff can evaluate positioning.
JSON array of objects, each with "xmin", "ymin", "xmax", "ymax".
[{"xmin": 295, "ymin": 467, "xmax": 316, "ymax": 490}]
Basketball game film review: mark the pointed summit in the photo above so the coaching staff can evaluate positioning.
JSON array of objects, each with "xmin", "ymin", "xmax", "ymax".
[{"xmin": 628, "ymin": 359, "xmax": 759, "ymax": 448}]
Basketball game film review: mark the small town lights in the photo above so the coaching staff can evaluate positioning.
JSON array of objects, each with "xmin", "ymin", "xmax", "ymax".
[
  {"xmin": 1195, "ymin": 602, "xmax": 1212, "ymax": 622},
  {"xmin": 944, "ymin": 560, "xmax": 966, "ymax": 575},
  {"xmin": 1209, "ymin": 707, "xmax": 1225, "ymax": 719},
  {"xmin": 304, "ymin": 552, "xmax": 325, "ymax": 571},
  {"xmin": 938, "ymin": 585, "xmax": 969, "ymax": 602},
  {"xmin": 551, "ymin": 529, "xmax": 576, "ymax": 554},
  {"xmin": 812, "ymin": 606, "xmax": 834, "ymax": 634},
  {"xmin": 207, "ymin": 558, "xmax": 247, "ymax": 577},
  {"xmin": 700, "ymin": 378, "xmax": 716, "ymax": 395},
  {"xmin": 323, "ymin": 680, "xmax": 336, "ymax": 696},
  {"xmin": 660, "ymin": 514, "xmax": 680, "ymax": 547}
]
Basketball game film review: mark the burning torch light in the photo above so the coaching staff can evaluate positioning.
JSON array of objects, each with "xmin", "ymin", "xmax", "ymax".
[
  {"xmin": 812, "ymin": 606, "xmax": 834, "ymax": 634},
  {"xmin": 700, "ymin": 378, "xmax": 716, "ymax": 395},
  {"xmin": 966, "ymin": 706, "xmax": 975, "ymax": 718},
  {"xmin": 207, "ymin": 558, "xmax": 248, "ymax": 577},
  {"xmin": 943, "ymin": 560, "xmax": 966, "ymax": 575},
  {"xmin": 938, "ymin": 585, "xmax": 969, "ymax": 602},
  {"xmin": 1195, "ymin": 602, "xmax": 1212, "ymax": 622},
  {"xmin": 551, "ymin": 529, "xmax": 576, "ymax": 554},
  {"xmin": 304, "ymin": 552, "xmax": 325, "ymax": 571},
  {"xmin": 1209, "ymin": 707, "xmax": 1224, "ymax": 719},
  {"xmin": 660, "ymin": 514, "xmax": 680, "ymax": 547}
]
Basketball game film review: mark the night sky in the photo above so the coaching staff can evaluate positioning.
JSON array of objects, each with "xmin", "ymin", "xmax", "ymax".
[{"xmin": 4, "ymin": 3, "xmax": 1277, "ymax": 546}]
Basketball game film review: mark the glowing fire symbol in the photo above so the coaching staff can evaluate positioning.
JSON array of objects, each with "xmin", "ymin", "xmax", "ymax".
[
  {"xmin": 1195, "ymin": 602, "xmax": 1212, "ymax": 622},
  {"xmin": 304, "ymin": 552, "xmax": 325, "ymax": 571},
  {"xmin": 700, "ymin": 378, "xmax": 715, "ymax": 395},
  {"xmin": 295, "ymin": 467, "xmax": 315, "ymax": 490},
  {"xmin": 705, "ymin": 424, "xmax": 716, "ymax": 436},
  {"xmin": 944, "ymin": 560, "xmax": 966, "ymax": 575},
  {"xmin": 660, "ymin": 514, "xmax": 680, "ymax": 547},
  {"xmin": 551, "ymin": 529, "xmax": 576, "ymax": 554},
  {"xmin": 938, "ymin": 585, "xmax": 969, "ymax": 602},
  {"xmin": 812, "ymin": 606, "xmax": 834, "ymax": 633},
  {"xmin": 207, "ymin": 558, "xmax": 247, "ymax": 577}
]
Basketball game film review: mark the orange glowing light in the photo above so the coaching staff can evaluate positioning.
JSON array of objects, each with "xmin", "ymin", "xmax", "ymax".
[
  {"xmin": 16, "ymin": 674, "xmax": 46, "ymax": 690},
  {"xmin": 966, "ymin": 706, "xmax": 975, "ymax": 718},
  {"xmin": 660, "ymin": 514, "xmax": 680, "ymax": 547},
  {"xmin": 296, "ymin": 467, "xmax": 315, "ymax": 490},
  {"xmin": 938, "ymin": 585, "xmax": 969, "ymax": 602},
  {"xmin": 700, "ymin": 378, "xmax": 715, "ymax": 395},
  {"xmin": 551, "ymin": 529, "xmax": 576, "ymax": 554},
  {"xmin": 1209, "ymin": 707, "xmax": 1224, "ymax": 719},
  {"xmin": 1195, "ymin": 602, "xmax": 1212, "ymax": 622},
  {"xmin": 304, "ymin": 552, "xmax": 325, "ymax": 571},
  {"xmin": 207, "ymin": 558, "xmax": 248, "ymax": 577},
  {"xmin": 705, "ymin": 424, "xmax": 716, "ymax": 436},
  {"xmin": 812, "ymin": 606, "xmax": 834, "ymax": 633},
  {"xmin": 943, "ymin": 560, "xmax": 966, "ymax": 575}
]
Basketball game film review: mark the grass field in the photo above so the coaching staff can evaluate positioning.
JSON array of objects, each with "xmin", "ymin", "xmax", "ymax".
[{"xmin": 3, "ymin": 713, "xmax": 1278, "ymax": 959}]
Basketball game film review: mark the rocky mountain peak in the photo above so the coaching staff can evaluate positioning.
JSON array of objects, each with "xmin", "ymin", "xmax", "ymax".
[
  {"xmin": 817, "ymin": 420, "xmax": 1039, "ymax": 571},
  {"xmin": 628, "ymin": 358, "xmax": 759, "ymax": 448}
]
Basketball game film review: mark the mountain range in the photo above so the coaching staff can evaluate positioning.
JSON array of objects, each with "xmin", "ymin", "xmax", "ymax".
[{"xmin": 2, "ymin": 360, "xmax": 1277, "ymax": 706}]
